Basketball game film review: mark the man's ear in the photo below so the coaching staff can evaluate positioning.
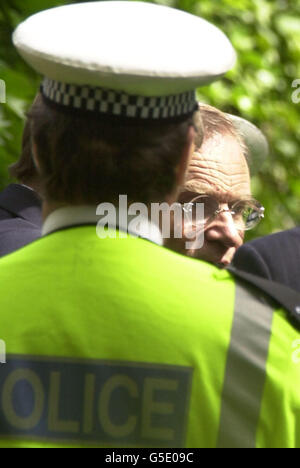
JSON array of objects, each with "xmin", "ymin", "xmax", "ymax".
[{"xmin": 166, "ymin": 126, "xmax": 195, "ymax": 204}]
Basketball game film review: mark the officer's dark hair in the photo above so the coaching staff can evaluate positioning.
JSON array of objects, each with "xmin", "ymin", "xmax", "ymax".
[
  {"xmin": 28, "ymin": 93, "xmax": 200, "ymax": 205},
  {"xmin": 9, "ymin": 119, "xmax": 39, "ymax": 185}
]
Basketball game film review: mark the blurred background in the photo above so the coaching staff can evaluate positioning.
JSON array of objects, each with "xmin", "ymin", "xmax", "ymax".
[{"xmin": 0, "ymin": 0, "xmax": 299, "ymax": 240}]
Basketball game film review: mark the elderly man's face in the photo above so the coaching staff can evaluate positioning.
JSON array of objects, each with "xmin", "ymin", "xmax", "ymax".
[{"xmin": 168, "ymin": 131, "xmax": 251, "ymax": 266}]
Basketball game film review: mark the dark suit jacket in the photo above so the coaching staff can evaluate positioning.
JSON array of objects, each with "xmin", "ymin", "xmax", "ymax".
[
  {"xmin": 233, "ymin": 227, "xmax": 300, "ymax": 292},
  {"xmin": 0, "ymin": 184, "xmax": 42, "ymax": 257}
]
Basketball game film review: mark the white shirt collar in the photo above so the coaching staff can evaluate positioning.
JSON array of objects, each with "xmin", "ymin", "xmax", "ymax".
[
  {"xmin": 21, "ymin": 184, "xmax": 34, "ymax": 192},
  {"xmin": 42, "ymin": 205, "xmax": 163, "ymax": 246}
]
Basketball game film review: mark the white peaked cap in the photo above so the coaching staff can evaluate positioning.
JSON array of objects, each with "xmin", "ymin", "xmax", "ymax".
[
  {"xmin": 228, "ymin": 114, "xmax": 269, "ymax": 170},
  {"xmin": 13, "ymin": 1, "xmax": 236, "ymax": 120}
]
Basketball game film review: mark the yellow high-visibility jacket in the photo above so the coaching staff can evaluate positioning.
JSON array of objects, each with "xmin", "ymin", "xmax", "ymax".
[{"xmin": 0, "ymin": 227, "xmax": 298, "ymax": 448}]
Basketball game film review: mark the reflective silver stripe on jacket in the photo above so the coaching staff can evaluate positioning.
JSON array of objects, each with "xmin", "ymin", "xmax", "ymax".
[{"xmin": 217, "ymin": 282, "xmax": 274, "ymax": 448}]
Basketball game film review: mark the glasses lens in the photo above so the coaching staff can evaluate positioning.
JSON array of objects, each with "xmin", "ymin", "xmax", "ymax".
[
  {"xmin": 184, "ymin": 196, "xmax": 219, "ymax": 227},
  {"xmin": 231, "ymin": 200, "xmax": 264, "ymax": 231}
]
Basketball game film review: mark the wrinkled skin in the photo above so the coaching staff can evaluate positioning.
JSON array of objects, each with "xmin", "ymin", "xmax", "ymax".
[{"xmin": 166, "ymin": 132, "xmax": 251, "ymax": 267}]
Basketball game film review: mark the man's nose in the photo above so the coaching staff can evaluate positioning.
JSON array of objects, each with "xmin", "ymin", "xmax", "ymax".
[{"xmin": 205, "ymin": 210, "xmax": 243, "ymax": 249}]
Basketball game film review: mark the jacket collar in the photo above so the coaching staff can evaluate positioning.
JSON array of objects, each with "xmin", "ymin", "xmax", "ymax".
[
  {"xmin": 0, "ymin": 184, "xmax": 42, "ymax": 227},
  {"xmin": 42, "ymin": 205, "xmax": 163, "ymax": 246}
]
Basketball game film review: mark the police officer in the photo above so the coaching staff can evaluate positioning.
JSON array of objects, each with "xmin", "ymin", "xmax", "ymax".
[
  {"xmin": 0, "ymin": 1, "xmax": 298, "ymax": 449},
  {"xmin": 0, "ymin": 119, "xmax": 41, "ymax": 257}
]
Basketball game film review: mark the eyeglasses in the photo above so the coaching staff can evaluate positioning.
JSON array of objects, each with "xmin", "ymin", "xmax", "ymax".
[{"xmin": 181, "ymin": 194, "xmax": 265, "ymax": 231}]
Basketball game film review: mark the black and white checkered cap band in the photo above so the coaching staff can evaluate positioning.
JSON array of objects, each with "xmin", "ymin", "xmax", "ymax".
[{"xmin": 42, "ymin": 78, "xmax": 197, "ymax": 120}]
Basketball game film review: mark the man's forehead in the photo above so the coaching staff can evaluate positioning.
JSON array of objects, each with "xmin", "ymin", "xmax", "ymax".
[
  {"xmin": 183, "ymin": 172, "xmax": 251, "ymax": 203},
  {"xmin": 184, "ymin": 132, "xmax": 251, "ymax": 202}
]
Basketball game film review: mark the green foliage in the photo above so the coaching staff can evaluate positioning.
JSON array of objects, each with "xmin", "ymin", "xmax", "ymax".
[
  {"xmin": 0, "ymin": 0, "xmax": 299, "ymax": 240},
  {"xmin": 0, "ymin": 0, "xmax": 62, "ymax": 187}
]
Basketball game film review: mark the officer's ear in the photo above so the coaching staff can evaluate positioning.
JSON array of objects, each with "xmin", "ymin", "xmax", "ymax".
[
  {"xmin": 31, "ymin": 141, "xmax": 42, "ymax": 174},
  {"xmin": 166, "ymin": 125, "xmax": 195, "ymax": 204}
]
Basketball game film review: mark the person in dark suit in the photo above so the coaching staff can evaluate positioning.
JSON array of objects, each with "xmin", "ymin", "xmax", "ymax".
[
  {"xmin": 232, "ymin": 227, "xmax": 300, "ymax": 292},
  {"xmin": 0, "ymin": 120, "xmax": 42, "ymax": 257}
]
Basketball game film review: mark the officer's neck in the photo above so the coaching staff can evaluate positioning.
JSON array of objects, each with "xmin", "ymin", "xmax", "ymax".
[{"xmin": 42, "ymin": 201, "xmax": 68, "ymax": 223}]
